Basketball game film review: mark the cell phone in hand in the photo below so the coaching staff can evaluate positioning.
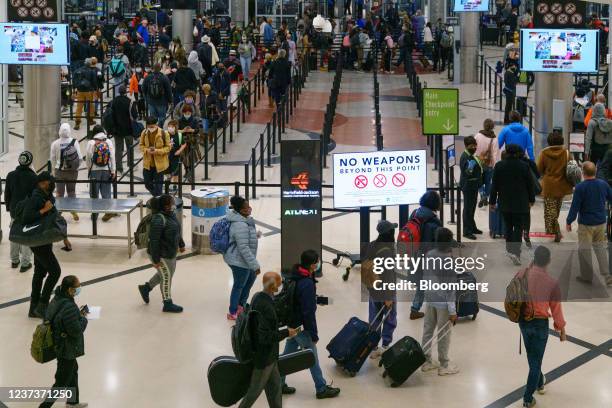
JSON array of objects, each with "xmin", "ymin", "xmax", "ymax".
[{"xmin": 80, "ymin": 305, "xmax": 89, "ymax": 315}]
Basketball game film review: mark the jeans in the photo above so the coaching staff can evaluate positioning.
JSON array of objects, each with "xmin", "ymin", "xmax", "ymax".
[
  {"xmin": 519, "ymin": 319, "xmax": 548, "ymax": 405},
  {"xmin": 229, "ymin": 265, "xmax": 256, "ymax": 314},
  {"xmin": 143, "ymin": 168, "xmax": 164, "ymax": 197},
  {"xmin": 480, "ymin": 167, "xmax": 493, "ymax": 199},
  {"xmin": 148, "ymin": 257, "xmax": 177, "ymax": 301},
  {"xmin": 503, "ymin": 212, "xmax": 528, "ymax": 257},
  {"xmin": 239, "ymin": 361, "xmax": 281, "ymax": 408},
  {"xmin": 411, "ymin": 267, "xmax": 424, "ymax": 312},
  {"xmin": 114, "ymin": 134, "xmax": 134, "ymax": 173},
  {"xmin": 148, "ymin": 102, "xmax": 168, "ymax": 128},
  {"xmin": 577, "ymin": 223, "xmax": 610, "ymax": 281},
  {"xmin": 39, "ymin": 359, "xmax": 79, "ymax": 407},
  {"xmin": 368, "ymin": 299, "xmax": 397, "ymax": 347},
  {"xmin": 30, "ymin": 244, "xmax": 61, "ymax": 308},
  {"xmin": 240, "ymin": 56, "xmax": 251, "ymax": 79},
  {"xmin": 10, "ymin": 219, "xmax": 32, "ymax": 266},
  {"xmin": 281, "ymin": 331, "xmax": 327, "ymax": 393},
  {"xmin": 422, "ymin": 304, "xmax": 452, "ymax": 368},
  {"xmin": 89, "ymin": 170, "xmax": 112, "ymax": 199}
]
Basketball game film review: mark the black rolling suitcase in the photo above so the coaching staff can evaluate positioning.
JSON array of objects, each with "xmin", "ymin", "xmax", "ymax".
[
  {"xmin": 380, "ymin": 321, "xmax": 452, "ymax": 387},
  {"xmin": 456, "ymin": 271, "xmax": 479, "ymax": 320}
]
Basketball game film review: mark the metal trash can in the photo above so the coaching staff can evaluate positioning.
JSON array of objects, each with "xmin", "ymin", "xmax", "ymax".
[
  {"xmin": 190, "ymin": 188, "xmax": 229, "ymax": 254},
  {"xmin": 146, "ymin": 196, "xmax": 184, "ymax": 228}
]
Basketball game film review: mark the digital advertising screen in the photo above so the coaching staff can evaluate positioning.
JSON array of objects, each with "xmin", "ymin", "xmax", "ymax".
[
  {"xmin": 0, "ymin": 23, "xmax": 70, "ymax": 66},
  {"xmin": 333, "ymin": 150, "xmax": 427, "ymax": 209},
  {"xmin": 454, "ymin": 0, "xmax": 489, "ymax": 12},
  {"xmin": 520, "ymin": 29, "xmax": 599, "ymax": 73}
]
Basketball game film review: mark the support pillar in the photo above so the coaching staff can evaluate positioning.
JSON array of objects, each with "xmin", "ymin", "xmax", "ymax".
[
  {"xmin": 231, "ymin": 0, "xmax": 246, "ymax": 26},
  {"xmin": 459, "ymin": 12, "xmax": 479, "ymax": 84},
  {"xmin": 609, "ymin": 29, "xmax": 612, "ymax": 106},
  {"xmin": 173, "ymin": 9, "xmax": 194, "ymax": 53},
  {"xmin": 0, "ymin": 4, "xmax": 7, "ymax": 155},
  {"xmin": 24, "ymin": 66, "xmax": 61, "ymax": 171},
  {"xmin": 429, "ymin": 0, "xmax": 446, "ymax": 24},
  {"xmin": 534, "ymin": 72, "xmax": 573, "ymax": 156}
]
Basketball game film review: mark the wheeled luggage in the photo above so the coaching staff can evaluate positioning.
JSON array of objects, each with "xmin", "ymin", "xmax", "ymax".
[
  {"xmin": 489, "ymin": 205, "xmax": 506, "ymax": 238},
  {"xmin": 455, "ymin": 271, "xmax": 479, "ymax": 319},
  {"xmin": 326, "ymin": 307, "xmax": 387, "ymax": 376},
  {"xmin": 207, "ymin": 349, "xmax": 315, "ymax": 407}
]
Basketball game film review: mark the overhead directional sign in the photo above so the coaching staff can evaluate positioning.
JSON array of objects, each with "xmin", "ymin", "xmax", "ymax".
[{"xmin": 422, "ymin": 88, "xmax": 459, "ymax": 135}]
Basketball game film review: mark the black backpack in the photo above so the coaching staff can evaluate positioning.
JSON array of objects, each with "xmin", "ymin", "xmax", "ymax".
[
  {"xmin": 133, "ymin": 45, "xmax": 148, "ymax": 66},
  {"xmin": 231, "ymin": 302, "xmax": 258, "ymax": 363},
  {"xmin": 102, "ymin": 101, "xmax": 116, "ymax": 134},
  {"xmin": 148, "ymin": 74, "xmax": 164, "ymax": 99},
  {"xmin": 274, "ymin": 277, "xmax": 297, "ymax": 327}
]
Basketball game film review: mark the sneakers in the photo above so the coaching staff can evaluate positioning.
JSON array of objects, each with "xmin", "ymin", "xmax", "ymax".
[
  {"xmin": 421, "ymin": 360, "xmax": 439, "ymax": 372},
  {"xmin": 522, "ymin": 398, "xmax": 536, "ymax": 407},
  {"xmin": 506, "ymin": 252, "xmax": 522, "ymax": 266},
  {"xmin": 71, "ymin": 212, "xmax": 80, "ymax": 221},
  {"xmin": 438, "ymin": 363, "xmax": 460, "ymax": 376},
  {"xmin": 227, "ymin": 312, "xmax": 238, "ymax": 320},
  {"xmin": 281, "ymin": 384, "xmax": 296, "ymax": 395},
  {"xmin": 410, "ymin": 310, "xmax": 425, "ymax": 320},
  {"xmin": 11, "ymin": 262, "xmax": 19, "ymax": 269},
  {"xmin": 463, "ymin": 233, "xmax": 477, "ymax": 240},
  {"xmin": 101, "ymin": 213, "xmax": 115, "ymax": 222},
  {"xmin": 524, "ymin": 236, "xmax": 533, "ymax": 249},
  {"xmin": 138, "ymin": 283, "xmax": 151, "ymax": 304},
  {"xmin": 370, "ymin": 345, "xmax": 388, "ymax": 359},
  {"xmin": 315, "ymin": 385, "xmax": 341, "ymax": 399},
  {"xmin": 20, "ymin": 264, "xmax": 32, "ymax": 273},
  {"xmin": 537, "ymin": 374, "xmax": 546, "ymax": 395},
  {"xmin": 162, "ymin": 299, "xmax": 183, "ymax": 313},
  {"xmin": 73, "ymin": 124, "xmax": 80, "ymax": 130},
  {"xmin": 474, "ymin": 228, "xmax": 483, "ymax": 235}
]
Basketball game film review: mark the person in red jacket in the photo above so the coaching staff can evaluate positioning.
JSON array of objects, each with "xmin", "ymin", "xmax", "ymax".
[{"xmin": 516, "ymin": 246, "xmax": 567, "ymax": 408}]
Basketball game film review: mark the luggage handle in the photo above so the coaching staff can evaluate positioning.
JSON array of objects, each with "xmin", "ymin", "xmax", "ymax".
[
  {"xmin": 369, "ymin": 305, "xmax": 391, "ymax": 333},
  {"xmin": 421, "ymin": 320, "xmax": 453, "ymax": 354}
]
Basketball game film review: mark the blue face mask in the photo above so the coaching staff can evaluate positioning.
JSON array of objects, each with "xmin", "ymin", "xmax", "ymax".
[{"xmin": 74, "ymin": 287, "xmax": 81, "ymax": 297}]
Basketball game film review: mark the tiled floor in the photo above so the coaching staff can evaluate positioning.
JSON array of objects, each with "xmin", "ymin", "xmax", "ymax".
[{"xmin": 0, "ymin": 46, "xmax": 610, "ymax": 408}]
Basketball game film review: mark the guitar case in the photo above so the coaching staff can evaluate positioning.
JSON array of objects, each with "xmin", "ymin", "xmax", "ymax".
[{"xmin": 207, "ymin": 349, "xmax": 315, "ymax": 406}]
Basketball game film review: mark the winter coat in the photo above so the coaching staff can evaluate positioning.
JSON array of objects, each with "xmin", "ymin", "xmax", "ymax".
[
  {"xmin": 536, "ymin": 146, "xmax": 573, "ymax": 199},
  {"xmin": 490, "ymin": 157, "xmax": 535, "ymax": 213},
  {"xmin": 46, "ymin": 287, "xmax": 88, "ymax": 360},
  {"xmin": 250, "ymin": 292, "xmax": 289, "ymax": 369},
  {"xmin": 286, "ymin": 265, "xmax": 319, "ymax": 342},
  {"xmin": 148, "ymin": 210, "xmax": 185, "ymax": 263},
  {"xmin": 187, "ymin": 51, "xmax": 205, "ymax": 81},
  {"xmin": 22, "ymin": 187, "xmax": 55, "ymax": 225},
  {"xmin": 498, "ymin": 122, "xmax": 535, "ymax": 161},
  {"xmin": 139, "ymin": 128, "xmax": 171, "ymax": 172},
  {"xmin": 223, "ymin": 210, "xmax": 260, "ymax": 271},
  {"xmin": 4, "ymin": 165, "xmax": 37, "ymax": 216},
  {"xmin": 50, "ymin": 123, "xmax": 83, "ymax": 172},
  {"xmin": 173, "ymin": 67, "xmax": 198, "ymax": 95}
]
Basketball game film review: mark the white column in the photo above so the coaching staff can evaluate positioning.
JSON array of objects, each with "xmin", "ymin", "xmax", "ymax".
[
  {"xmin": 0, "ymin": 3, "xmax": 7, "ymax": 155},
  {"xmin": 608, "ymin": 28, "xmax": 612, "ymax": 106},
  {"xmin": 534, "ymin": 72, "xmax": 573, "ymax": 156},
  {"xmin": 173, "ymin": 9, "xmax": 195, "ymax": 53},
  {"xmin": 460, "ymin": 12, "xmax": 479, "ymax": 84}
]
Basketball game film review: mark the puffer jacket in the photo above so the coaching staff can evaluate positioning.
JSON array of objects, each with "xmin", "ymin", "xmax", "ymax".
[
  {"xmin": 223, "ymin": 210, "xmax": 260, "ymax": 271},
  {"xmin": 498, "ymin": 122, "xmax": 535, "ymax": 161},
  {"xmin": 148, "ymin": 210, "xmax": 185, "ymax": 263},
  {"xmin": 536, "ymin": 146, "xmax": 573, "ymax": 199},
  {"xmin": 45, "ymin": 287, "xmax": 88, "ymax": 360}
]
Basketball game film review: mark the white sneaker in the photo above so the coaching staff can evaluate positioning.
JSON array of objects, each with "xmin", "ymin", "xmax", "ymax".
[
  {"xmin": 537, "ymin": 374, "xmax": 546, "ymax": 395},
  {"xmin": 370, "ymin": 345, "xmax": 387, "ymax": 359},
  {"xmin": 438, "ymin": 362, "xmax": 460, "ymax": 376},
  {"xmin": 66, "ymin": 403, "xmax": 88, "ymax": 407},
  {"xmin": 421, "ymin": 360, "xmax": 439, "ymax": 372},
  {"xmin": 506, "ymin": 252, "xmax": 522, "ymax": 266}
]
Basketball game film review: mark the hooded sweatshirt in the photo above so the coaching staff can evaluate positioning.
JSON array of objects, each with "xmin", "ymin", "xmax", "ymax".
[
  {"xmin": 86, "ymin": 132, "xmax": 116, "ymax": 173},
  {"xmin": 50, "ymin": 123, "xmax": 83, "ymax": 172},
  {"xmin": 585, "ymin": 103, "xmax": 612, "ymax": 155},
  {"xmin": 536, "ymin": 145, "xmax": 573, "ymax": 199},
  {"xmin": 498, "ymin": 122, "xmax": 535, "ymax": 161},
  {"xmin": 223, "ymin": 210, "xmax": 260, "ymax": 271},
  {"xmin": 187, "ymin": 50, "xmax": 205, "ymax": 80}
]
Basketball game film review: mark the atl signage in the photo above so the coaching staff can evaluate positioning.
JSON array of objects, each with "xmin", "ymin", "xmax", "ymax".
[{"xmin": 422, "ymin": 88, "xmax": 459, "ymax": 135}]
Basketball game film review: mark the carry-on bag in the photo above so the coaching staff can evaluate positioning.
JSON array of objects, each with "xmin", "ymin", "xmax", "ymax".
[
  {"xmin": 455, "ymin": 271, "xmax": 479, "ymax": 319},
  {"xmin": 9, "ymin": 210, "xmax": 67, "ymax": 248},
  {"xmin": 489, "ymin": 205, "xmax": 506, "ymax": 239}
]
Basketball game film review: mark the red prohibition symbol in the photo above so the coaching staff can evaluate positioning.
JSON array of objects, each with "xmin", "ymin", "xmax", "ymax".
[
  {"xmin": 392, "ymin": 173, "xmax": 406, "ymax": 187},
  {"xmin": 354, "ymin": 175, "xmax": 368, "ymax": 189},
  {"xmin": 373, "ymin": 174, "xmax": 387, "ymax": 188}
]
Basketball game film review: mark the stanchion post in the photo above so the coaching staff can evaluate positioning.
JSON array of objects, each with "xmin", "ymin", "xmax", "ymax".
[
  {"xmin": 449, "ymin": 166, "xmax": 456, "ymax": 224},
  {"xmin": 251, "ymin": 149, "xmax": 257, "ymax": 199},
  {"xmin": 244, "ymin": 164, "xmax": 249, "ymax": 201},
  {"xmin": 204, "ymin": 135, "xmax": 210, "ymax": 180},
  {"xmin": 128, "ymin": 146, "xmax": 135, "ymax": 197},
  {"xmin": 259, "ymin": 134, "xmax": 265, "ymax": 180}
]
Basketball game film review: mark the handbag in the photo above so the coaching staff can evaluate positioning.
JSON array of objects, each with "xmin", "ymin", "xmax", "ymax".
[
  {"xmin": 9, "ymin": 210, "xmax": 67, "ymax": 247},
  {"xmin": 565, "ymin": 150, "xmax": 582, "ymax": 186},
  {"xmin": 529, "ymin": 166, "xmax": 542, "ymax": 195}
]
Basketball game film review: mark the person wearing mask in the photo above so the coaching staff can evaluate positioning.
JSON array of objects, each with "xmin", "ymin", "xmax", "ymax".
[
  {"xmin": 23, "ymin": 172, "xmax": 71, "ymax": 318},
  {"xmin": 503, "ymin": 65, "xmax": 519, "ymax": 124},
  {"xmin": 281, "ymin": 250, "xmax": 340, "ymax": 399},
  {"xmin": 585, "ymin": 103, "xmax": 612, "ymax": 164},
  {"xmin": 142, "ymin": 63, "xmax": 173, "ymax": 128},
  {"xmin": 187, "ymin": 50, "xmax": 205, "ymax": 89},
  {"xmin": 459, "ymin": 136, "xmax": 483, "ymax": 240},
  {"xmin": 422, "ymin": 22, "xmax": 434, "ymax": 62},
  {"xmin": 490, "ymin": 143, "xmax": 535, "ymax": 265},
  {"xmin": 211, "ymin": 62, "xmax": 231, "ymax": 113},
  {"xmin": 238, "ymin": 272, "xmax": 298, "ymax": 408},
  {"xmin": 72, "ymin": 58, "xmax": 98, "ymax": 130},
  {"xmin": 172, "ymin": 59, "xmax": 198, "ymax": 104},
  {"xmin": 173, "ymin": 90, "xmax": 201, "ymax": 122},
  {"xmin": 583, "ymin": 94, "xmax": 612, "ymax": 127},
  {"xmin": 536, "ymin": 132, "xmax": 573, "ymax": 242},
  {"xmin": 166, "ymin": 120, "xmax": 187, "ymax": 190},
  {"xmin": 109, "ymin": 46, "xmax": 130, "ymax": 96},
  {"xmin": 515, "ymin": 246, "xmax": 567, "ymax": 408},
  {"xmin": 238, "ymin": 36, "xmax": 257, "ymax": 79},
  {"xmin": 223, "ymin": 50, "xmax": 242, "ymax": 82},
  {"xmin": 110, "ymin": 85, "xmax": 138, "ymax": 174},
  {"xmin": 367, "ymin": 220, "xmax": 397, "ymax": 360},
  {"xmin": 498, "ymin": 111, "xmax": 535, "ymax": 161},
  {"xmin": 420, "ymin": 227, "xmax": 459, "ymax": 376},
  {"xmin": 38, "ymin": 275, "xmax": 88, "ymax": 408},
  {"xmin": 268, "ymin": 49, "xmax": 292, "ymax": 109},
  {"xmin": 138, "ymin": 194, "xmax": 186, "ymax": 312},
  {"xmin": 86, "ymin": 126, "xmax": 116, "ymax": 222},
  {"xmin": 177, "ymin": 105, "xmax": 199, "ymax": 132},
  {"xmin": 566, "ymin": 161, "xmax": 612, "ymax": 286},
  {"xmin": 137, "ymin": 18, "xmax": 150, "ymax": 46},
  {"xmin": 50, "ymin": 123, "xmax": 81, "ymax": 221},
  {"xmin": 223, "ymin": 196, "xmax": 261, "ymax": 320},
  {"xmin": 5, "ymin": 151, "xmax": 37, "ymax": 273},
  {"xmin": 140, "ymin": 116, "xmax": 171, "ymax": 197},
  {"xmin": 200, "ymin": 83, "xmax": 220, "ymax": 141},
  {"xmin": 475, "ymin": 118, "xmax": 499, "ymax": 208}
]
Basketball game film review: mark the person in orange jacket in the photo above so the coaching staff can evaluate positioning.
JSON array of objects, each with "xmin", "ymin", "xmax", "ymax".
[{"xmin": 584, "ymin": 94, "xmax": 612, "ymax": 128}]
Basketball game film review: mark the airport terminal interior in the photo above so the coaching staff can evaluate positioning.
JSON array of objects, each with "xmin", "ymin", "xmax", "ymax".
[{"xmin": 0, "ymin": 0, "xmax": 610, "ymax": 407}]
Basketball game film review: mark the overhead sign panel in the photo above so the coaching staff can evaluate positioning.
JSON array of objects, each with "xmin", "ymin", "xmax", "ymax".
[{"xmin": 422, "ymin": 88, "xmax": 459, "ymax": 135}]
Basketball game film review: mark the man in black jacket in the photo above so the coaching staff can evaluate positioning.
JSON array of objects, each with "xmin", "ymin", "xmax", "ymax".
[
  {"xmin": 110, "ymin": 85, "xmax": 139, "ymax": 174},
  {"xmin": 269, "ymin": 49, "xmax": 292, "ymax": 109},
  {"xmin": 490, "ymin": 143, "xmax": 535, "ymax": 265},
  {"xmin": 39, "ymin": 275, "xmax": 88, "ymax": 408},
  {"xmin": 5, "ymin": 151, "xmax": 37, "ymax": 272},
  {"xmin": 459, "ymin": 136, "xmax": 483, "ymax": 240},
  {"xmin": 503, "ymin": 64, "xmax": 519, "ymax": 124},
  {"xmin": 197, "ymin": 36, "xmax": 214, "ymax": 79},
  {"xmin": 142, "ymin": 63, "xmax": 173, "ymax": 128},
  {"xmin": 238, "ymin": 272, "xmax": 297, "ymax": 408},
  {"xmin": 73, "ymin": 58, "xmax": 99, "ymax": 130},
  {"xmin": 172, "ymin": 60, "xmax": 198, "ymax": 105},
  {"xmin": 281, "ymin": 250, "xmax": 340, "ymax": 399},
  {"xmin": 24, "ymin": 172, "xmax": 68, "ymax": 319},
  {"xmin": 138, "ymin": 194, "xmax": 185, "ymax": 313}
]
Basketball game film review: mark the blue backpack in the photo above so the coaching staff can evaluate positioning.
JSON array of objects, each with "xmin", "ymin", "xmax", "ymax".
[{"xmin": 209, "ymin": 218, "xmax": 232, "ymax": 253}]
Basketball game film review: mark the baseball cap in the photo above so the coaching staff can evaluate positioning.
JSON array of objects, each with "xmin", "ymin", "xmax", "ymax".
[{"xmin": 377, "ymin": 220, "xmax": 398, "ymax": 235}]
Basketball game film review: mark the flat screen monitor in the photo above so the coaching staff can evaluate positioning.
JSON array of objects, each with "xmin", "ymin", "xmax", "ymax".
[
  {"xmin": 0, "ymin": 23, "xmax": 70, "ymax": 66},
  {"xmin": 454, "ymin": 0, "xmax": 489, "ymax": 12},
  {"xmin": 520, "ymin": 29, "xmax": 599, "ymax": 73}
]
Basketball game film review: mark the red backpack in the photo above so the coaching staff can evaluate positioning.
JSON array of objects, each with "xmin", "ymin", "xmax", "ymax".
[{"xmin": 397, "ymin": 214, "xmax": 423, "ymax": 256}]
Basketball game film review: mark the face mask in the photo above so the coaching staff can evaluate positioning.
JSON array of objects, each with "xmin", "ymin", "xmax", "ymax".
[
  {"xmin": 184, "ymin": 114, "xmax": 192, "ymax": 119},
  {"xmin": 136, "ymin": 68, "xmax": 142, "ymax": 73},
  {"xmin": 168, "ymin": 126, "xmax": 176, "ymax": 133},
  {"xmin": 74, "ymin": 287, "xmax": 81, "ymax": 297},
  {"xmin": 467, "ymin": 147, "xmax": 477, "ymax": 155},
  {"xmin": 185, "ymin": 98, "xmax": 193, "ymax": 104}
]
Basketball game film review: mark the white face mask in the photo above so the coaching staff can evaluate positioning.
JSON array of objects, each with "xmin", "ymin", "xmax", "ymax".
[
  {"xmin": 168, "ymin": 126, "xmax": 176, "ymax": 133},
  {"xmin": 184, "ymin": 114, "xmax": 192, "ymax": 119}
]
